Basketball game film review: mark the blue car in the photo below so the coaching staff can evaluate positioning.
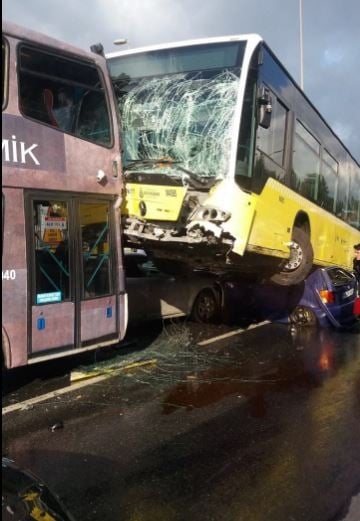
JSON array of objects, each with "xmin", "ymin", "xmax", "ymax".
[
  {"xmin": 222, "ymin": 267, "xmax": 358, "ymax": 329},
  {"xmin": 284, "ymin": 267, "xmax": 358, "ymax": 328}
]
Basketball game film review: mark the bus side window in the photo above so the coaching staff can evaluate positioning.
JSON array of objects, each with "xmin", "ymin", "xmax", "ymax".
[
  {"xmin": 291, "ymin": 120, "xmax": 320, "ymax": 202},
  {"xmin": 256, "ymin": 94, "xmax": 287, "ymax": 168},
  {"xmin": 76, "ymin": 90, "xmax": 111, "ymax": 146},
  {"xmin": 18, "ymin": 45, "xmax": 112, "ymax": 146}
]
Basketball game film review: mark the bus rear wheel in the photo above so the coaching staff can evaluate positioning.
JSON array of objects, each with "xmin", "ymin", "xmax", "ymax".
[{"xmin": 270, "ymin": 227, "xmax": 313, "ymax": 286}]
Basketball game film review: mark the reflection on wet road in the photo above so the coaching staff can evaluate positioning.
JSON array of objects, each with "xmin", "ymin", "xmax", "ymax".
[
  {"xmin": 163, "ymin": 326, "xmax": 358, "ymax": 415},
  {"xmin": 2, "ymin": 322, "xmax": 360, "ymax": 521}
]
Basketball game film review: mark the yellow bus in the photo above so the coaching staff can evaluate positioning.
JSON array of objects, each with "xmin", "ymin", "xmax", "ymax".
[{"xmin": 107, "ymin": 35, "xmax": 360, "ymax": 285}]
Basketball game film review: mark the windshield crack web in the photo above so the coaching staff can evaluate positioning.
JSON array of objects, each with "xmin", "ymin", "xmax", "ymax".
[{"xmin": 119, "ymin": 71, "xmax": 239, "ymax": 178}]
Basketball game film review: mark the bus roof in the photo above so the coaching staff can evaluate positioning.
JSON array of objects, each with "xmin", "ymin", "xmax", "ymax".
[
  {"xmin": 106, "ymin": 33, "xmax": 263, "ymax": 59},
  {"xmin": 2, "ymin": 20, "xmax": 104, "ymax": 66}
]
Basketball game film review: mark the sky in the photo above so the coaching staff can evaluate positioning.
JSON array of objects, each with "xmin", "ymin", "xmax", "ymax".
[{"xmin": 3, "ymin": 0, "xmax": 360, "ymax": 163}]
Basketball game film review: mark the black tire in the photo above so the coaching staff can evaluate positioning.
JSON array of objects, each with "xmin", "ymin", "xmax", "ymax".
[
  {"xmin": 270, "ymin": 227, "xmax": 313, "ymax": 286},
  {"xmin": 289, "ymin": 305, "xmax": 317, "ymax": 327},
  {"xmin": 191, "ymin": 288, "xmax": 219, "ymax": 323}
]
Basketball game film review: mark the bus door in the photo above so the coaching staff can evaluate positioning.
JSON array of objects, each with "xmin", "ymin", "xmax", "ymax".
[{"xmin": 29, "ymin": 195, "xmax": 120, "ymax": 354}]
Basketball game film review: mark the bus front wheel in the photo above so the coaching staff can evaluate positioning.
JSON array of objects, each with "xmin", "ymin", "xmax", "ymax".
[{"xmin": 270, "ymin": 227, "xmax": 313, "ymax": 286}]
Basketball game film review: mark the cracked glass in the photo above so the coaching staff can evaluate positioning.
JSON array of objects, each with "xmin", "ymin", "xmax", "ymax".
[{"xmin": 109, "ymin": 41, "xmax": 246, "ymax": 180}]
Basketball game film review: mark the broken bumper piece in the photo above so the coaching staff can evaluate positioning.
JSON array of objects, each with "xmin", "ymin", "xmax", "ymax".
[{"xmin": 124, "ymin": 218, "xmax": 234, "ymax": 246}]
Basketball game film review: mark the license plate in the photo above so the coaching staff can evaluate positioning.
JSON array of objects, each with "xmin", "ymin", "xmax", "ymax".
[{"xmin": 343, "ymin": 288, "xmax": 354, "ymax": 298}]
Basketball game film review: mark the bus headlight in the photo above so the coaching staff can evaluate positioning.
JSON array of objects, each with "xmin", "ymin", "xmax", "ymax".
[{"xmin": 191, "ymin": 206, "xmax": 230, "ymax": 223}]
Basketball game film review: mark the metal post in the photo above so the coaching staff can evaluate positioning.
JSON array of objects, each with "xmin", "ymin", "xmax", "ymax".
[{"xmin": 299, "ymin": 0, "xmax": 304, "ymax": 90}]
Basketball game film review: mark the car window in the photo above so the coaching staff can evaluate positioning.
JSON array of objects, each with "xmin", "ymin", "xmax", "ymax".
[
  {"xmin": 124, "ymin": 255, "xmax": 146, "ymax": 277},
  {"xmin": 326, "ymin": 268, "xmax": 355, "ymax": 286},
  {"xmin": 140, "ymin": 260, "xmax": 161, "ymax": 276},
  {"xmin": 125, "ymin": 255, "xmax": 161, "ymax": 277}
]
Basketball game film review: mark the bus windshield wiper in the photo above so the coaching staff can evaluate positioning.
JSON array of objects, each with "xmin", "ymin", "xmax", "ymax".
[
  {"xmin": 125, "ymin": 157, "xmax": 181, "ymax": 170},
  {"xmin": 125, "ymin": 158, "xmax": 216, "ymax": 189},
  {"xmin": 171, "ymin": 164, "xmax": 217, "ymax": 189}
]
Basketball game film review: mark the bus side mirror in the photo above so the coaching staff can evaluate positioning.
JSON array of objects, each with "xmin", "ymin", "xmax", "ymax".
[
  {"xmin": 90, "ymin": 42, "xmax": 104, "ymax": 57},
  {"xmin": 258, "ymin": 86, "xmax": 272, "ymax": 129}
]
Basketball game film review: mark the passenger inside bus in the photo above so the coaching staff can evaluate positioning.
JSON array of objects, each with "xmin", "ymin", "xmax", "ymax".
[{"xmin": 53, "ymin": 87, "xmax": 75, "ymax": 131}]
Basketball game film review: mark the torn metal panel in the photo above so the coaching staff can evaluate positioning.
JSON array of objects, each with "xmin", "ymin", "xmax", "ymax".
[{"xmin": 123, "ymin": 179, "xmax": 256, "ymax": 257}]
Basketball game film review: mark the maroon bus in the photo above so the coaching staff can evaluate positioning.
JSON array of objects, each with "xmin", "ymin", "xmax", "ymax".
[{"xmin": 2, "ymin": 21, "xmax": 127, "ymax": 369}]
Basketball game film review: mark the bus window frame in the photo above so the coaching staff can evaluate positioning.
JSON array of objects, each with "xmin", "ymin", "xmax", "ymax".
[
  {"xmin": 348, "ymin": 169, "xmax": 360, "ymax": 229},
  {"xmin": 25, "ymin": 192, "xmax": 118, "ymax": 308},
  {"xmin": 322, "ymin": 148, "xmax": 338, "ymax": 174},
  {"xmin": 78, "ymin": 198, "xmax": 116, "ymax": 301},
  {"xmin": 247, "ymin": 80, "xmax": 290, "ymax": 194},
  {"xmin": 25, "ymin": 193, "xmax": 73, "ymax": 309},
  {"xmin": 256, "ymin": 83, "xmax": 289, "ymax": 170},
  {"xmin": 294, "ymin": 119, "xmax": 321, "ymax": 155},
  {"xmin": 16, "ymin": 42, "xmax": 115, "ymax": 149},
  {"xmin": 291, "ymin": 118, "xmax": 321, "ymax": 203},
  {"xmin": 2, "ymin": 36, "xmax": 9, "ymax": 112},
  {"xmin": 320, "ymin": 148, "xmax": 338, "ymax": 213}
]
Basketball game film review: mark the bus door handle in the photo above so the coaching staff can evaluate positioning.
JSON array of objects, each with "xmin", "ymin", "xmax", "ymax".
[{"xmin": 112, "ymin": 160, "xmax": 119, "ymax": 178}]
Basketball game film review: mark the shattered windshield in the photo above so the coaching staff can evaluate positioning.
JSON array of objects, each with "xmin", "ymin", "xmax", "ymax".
[{"xmin": 108, "ymin": 41, "xmax": 246, "ymax": 180}]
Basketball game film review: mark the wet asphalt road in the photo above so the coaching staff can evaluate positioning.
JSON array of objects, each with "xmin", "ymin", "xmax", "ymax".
[{"xmin": 2, "ymin": 321, "xmax": 360, "ymax": 521}]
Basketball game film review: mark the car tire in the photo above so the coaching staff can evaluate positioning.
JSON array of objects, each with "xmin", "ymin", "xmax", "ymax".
[
  {"xmin": 270, "ymin": 227, "xmax": 314, "ymax": 286},
  {"xmin": 289, "ymin": 305, "xmax": 317, "ymax": 326},
  {"xmin": 191, "ymin": 288, "xmax": 219, "ymax": 323}
]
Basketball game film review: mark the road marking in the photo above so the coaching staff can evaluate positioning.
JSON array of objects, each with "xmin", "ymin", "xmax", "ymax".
[
  {"xmin": 197, "ymin": 321, "xmax": 270, "ymax": 346},
  {"xmin": 70, "ymin": 358, "xmax": 157, "ymax": 382},
  {"xmin": 2, "ymin": 359, "xmax": 157, "ymax": 416}
]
